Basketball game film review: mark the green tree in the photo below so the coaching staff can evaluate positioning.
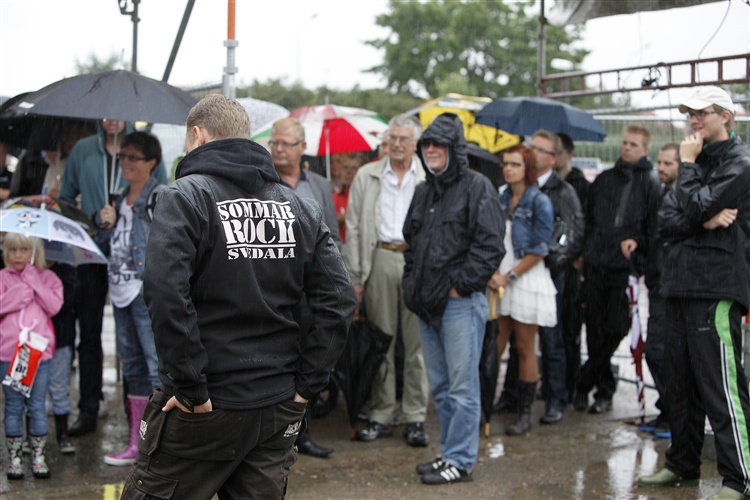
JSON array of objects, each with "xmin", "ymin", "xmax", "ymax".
[
  {"xmin": 237, "ymin": 79, "xmax": 422, "ymax": 119},
  {"xmin": 74, "ymin": 51, "xmax": 126, "ymax": 74},
  {"xmin": 367, "ymin": 0, "xmax": 590, "ymax": 100}
]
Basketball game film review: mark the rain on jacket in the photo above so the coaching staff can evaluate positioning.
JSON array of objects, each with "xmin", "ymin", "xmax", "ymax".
[
  {"xmin": 143, "ymin": 138, "xmax": 357, "ymax": 411},
  {"xmin": 498, "ymin": 184, "xmax": 554, "ymax": 259},
  {"xmin": 402, "ymin": 113, "xmax": 505, "ymax": 328},
  {"xmin": 583, "ymin": 155, "xmax": 661, "ymax": 278},
  {"xmin": 0, "ymin": 265, "xmax": 63, "ymax": 361},
  {"xmin": 540, "ymin": 171, "xmax": 585, "ymax": 274},
  {"xmin": 59, "ymin": 122, "xmax": 167, "ymax": 225},
  {"xmin": 658, "ymin": 135, "xmax": 750, "ymax": 309}
]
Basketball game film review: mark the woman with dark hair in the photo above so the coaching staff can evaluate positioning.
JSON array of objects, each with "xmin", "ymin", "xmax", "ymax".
[
  {"xmin": 98, "ymin": 131, "xmax": 164, "ymax": 466},
  {"xmin": 488, "ymin": 143, "xmax": 556, "ymax": 436}
]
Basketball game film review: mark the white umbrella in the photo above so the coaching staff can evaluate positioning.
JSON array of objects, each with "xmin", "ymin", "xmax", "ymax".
[{"xmin": 0, "ymin": 208, "xmax": 107, "ymax": 265}]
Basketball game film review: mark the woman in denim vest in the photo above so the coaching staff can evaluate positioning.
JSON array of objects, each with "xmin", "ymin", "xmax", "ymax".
[
  {"xmin": 98, "ymin": 132, "xmax": 164, "ymax": 467},
  {"xmin": 488, "ymin": 143, "xmax": 556, "ymax": 436}
]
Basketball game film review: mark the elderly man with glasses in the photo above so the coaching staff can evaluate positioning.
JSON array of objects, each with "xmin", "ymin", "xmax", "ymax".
[{"xmin": 344, "ymin": 114, "xmax": 431, "ymax": 447}]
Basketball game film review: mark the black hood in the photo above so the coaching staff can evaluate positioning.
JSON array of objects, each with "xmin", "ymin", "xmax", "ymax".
[
  {"xmin": 417, "ymin": 113, "xmax": 469, "ymax": 189},
  {"xmin": 176, "ymin": 138, "xmax": 280, "ymax": 193}
]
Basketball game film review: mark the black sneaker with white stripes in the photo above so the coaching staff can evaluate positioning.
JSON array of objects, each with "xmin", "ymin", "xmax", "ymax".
[
  {"xmin": 420, "ymin": 465, "xmax": 473, "ymax": 485},
  {"xmin": 416, "ymin": 457, "xmax": 447, "ymax": 475}
]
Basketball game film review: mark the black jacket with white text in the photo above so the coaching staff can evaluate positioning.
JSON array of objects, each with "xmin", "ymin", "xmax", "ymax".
[{"xmin": 144, "ymin": 138, "xmax": 356, "ymax": 411}]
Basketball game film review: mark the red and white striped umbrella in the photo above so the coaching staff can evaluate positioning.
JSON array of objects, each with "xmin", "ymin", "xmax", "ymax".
[{"xmin": 252, "ymin": 104, "xmax": 388, "ymax": 157}]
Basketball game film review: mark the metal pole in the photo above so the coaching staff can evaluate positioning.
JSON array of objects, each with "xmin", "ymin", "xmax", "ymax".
[
  {"xmin": 536, "ymin": 0, "xmax": 546, "ymax": 97},
  {"xmin": 222, "ymin": 0, "xmax": 238, "ymax": 98},
  {"xmin": 163, "ymin": 0, "xmax": 195, "ymax": 82},
  {"xmin": 118, "ymin": 0, "xmax": 140, "ymax": 73},
  {"xmin": 132, "ymin": 0, "xmax": 139, "ymax": 72}
]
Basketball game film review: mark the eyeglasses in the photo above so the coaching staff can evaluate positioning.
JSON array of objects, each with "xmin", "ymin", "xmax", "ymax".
[
  {"xmin": 530, "ymin": 145, "xmax": 556, "ymax": 156},
  {"xmin": 501, "ymin": 161, "xmax": 525, "ymax": 168},
  {"xmin": 389, "ymin": 135, "xmax": 413, "ymax": 144},
  {"xmin": 686, "ymin": 110, "xmax": 719, "ymax": 120},
  {"xmin": 421, "ymin": 139, "xmax": 445, "ymax": 149},
  {"xmin": 116, "ymin": 153, "xmax": 147, "ymax": 163},
  {"xmin": 269, "ymin": 140, "xmax": 303, "ymax": 149}
]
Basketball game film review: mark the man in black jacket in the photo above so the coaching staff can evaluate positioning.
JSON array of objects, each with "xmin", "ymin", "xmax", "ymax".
[
  {"xmin": 554, "ymin": 133, "xmax": 590, "ymax": 400},
  {"xmin": 121, "ymin": 95, "xmax": 357, "ymax": 500},
  {"xmin": 638, "ymin": 143, "xmax": 680, "ymax": 439},
  {"xmin": 638, "ymin": 87, "xmax": 750, "ymax": 500},
  {"xmin": 402, "ymin": 113, "xmax": 504, "ymax": 485},
  {"xmin": 574, "ymin": 125, "xmax": 661, "ymax": 414},
  {"xmin": 531, "ymin": 130, "xmax": 584, "ymax": 424}
]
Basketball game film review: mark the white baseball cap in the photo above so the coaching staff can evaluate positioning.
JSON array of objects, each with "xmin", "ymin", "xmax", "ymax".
[{"xmin": 679, "ymin": 86, "xmax": 735, "ymax": 115}]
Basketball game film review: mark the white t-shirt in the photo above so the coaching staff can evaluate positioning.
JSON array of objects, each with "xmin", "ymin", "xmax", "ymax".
[{"xmin": 107, "ymin": 202, "xmax": 142, "ymax": 308}]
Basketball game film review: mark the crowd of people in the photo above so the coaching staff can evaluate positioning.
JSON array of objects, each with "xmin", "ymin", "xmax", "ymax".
[{"xmin": 0, "ymin": 85, "xmax": 748, "ymax": 499}]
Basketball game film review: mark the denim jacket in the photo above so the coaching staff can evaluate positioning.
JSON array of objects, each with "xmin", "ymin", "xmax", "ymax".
[
  {"xmin": 98, "ymin": 175, "xmax": 162, "ymax": 279},
  {"xmin": 499, "ymin": 184, "xmax": 554, "ymax": 259}
]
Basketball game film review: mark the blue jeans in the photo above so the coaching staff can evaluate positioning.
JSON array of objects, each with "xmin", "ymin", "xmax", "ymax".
[
  {"xmin": 48, "ymin": 345, "xmax": 73, "ymax": 415},
  {"xmin": 539, "ymin": 270, "xmax": 567, "ymax": 411},
  {"xmin": 2, "ymin": 360, "xmax": 50, "ymax": 436},
  {"xmin": 113, "ymin": 294, "xmax": 160, "ymax": 396},
  {"xmin": 419, "ymin": 292, "xmax": 488, "ymax": 471}
]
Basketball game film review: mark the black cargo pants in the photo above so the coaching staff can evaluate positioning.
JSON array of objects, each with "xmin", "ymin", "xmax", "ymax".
[{"xmin": 120, "ymin": 389, "xmax": 307, "ymax": 500}]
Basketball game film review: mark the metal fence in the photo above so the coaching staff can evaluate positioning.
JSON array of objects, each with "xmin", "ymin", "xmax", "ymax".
[{"xmin": 573, "ymin": 113, "xmax": 750, "ymax": 167}]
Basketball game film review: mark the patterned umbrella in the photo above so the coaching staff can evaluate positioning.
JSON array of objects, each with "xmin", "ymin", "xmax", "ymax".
[
  {"xmin": 627, "ymin": 275, "xmax": 646, "ymax": 424},
  {"xmin": 252, "ymin": 104, "xmax": 388, "ymax": 178},
  {"xmin": 0, "ymin": 207, "xmax": 107, "ymax": 265}
]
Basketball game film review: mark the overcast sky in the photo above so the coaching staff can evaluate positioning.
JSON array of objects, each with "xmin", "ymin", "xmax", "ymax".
[{"xmin": 1, "ymin": 0, "xmax": 748, "ymax": 111}]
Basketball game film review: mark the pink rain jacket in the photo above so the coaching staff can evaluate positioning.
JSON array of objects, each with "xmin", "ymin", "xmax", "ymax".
[{"xmin": 0, "ymin": 265, "xmax": 63, "ymax": 362}]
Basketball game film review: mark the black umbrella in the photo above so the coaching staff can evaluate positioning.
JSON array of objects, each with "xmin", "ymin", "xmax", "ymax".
[
  {"xmin": 475, "ymin": 96, "xmax": 607, "ymax": 142},
  {"xmin": 331, "ymin": 307, "xmax": 392, "ymax": 439},
  {"xmin": 4, "ymin": 70, "xmax": 198, "ymax": 125},
  {"xmin": 480, "ymin": 319, "xmax": 500, "ymax": 437},
  {"xmin": 4, "ymin": 70, "xmax": 198, "ymax": 201}
]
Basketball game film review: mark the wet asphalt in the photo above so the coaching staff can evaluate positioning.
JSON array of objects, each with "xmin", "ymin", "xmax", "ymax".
[{"xmin": 0, "ymin": 289, "xmax": 727, "ymax": 499}]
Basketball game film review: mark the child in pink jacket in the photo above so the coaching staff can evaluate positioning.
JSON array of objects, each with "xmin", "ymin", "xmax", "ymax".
[{"xmin": 1, "ymin": 233, "xmax": 62, "ymax": 480}]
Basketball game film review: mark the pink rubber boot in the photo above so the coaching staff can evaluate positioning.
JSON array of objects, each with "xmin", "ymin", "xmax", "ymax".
[{"xmin": 104, "ymin": 395, "xmax": 148, "ymax": 466}]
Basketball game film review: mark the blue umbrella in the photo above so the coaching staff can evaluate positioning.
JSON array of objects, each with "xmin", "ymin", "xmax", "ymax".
[{"xmin": 475, "ymin": 96, "xmax": 607, "ymax": 142}]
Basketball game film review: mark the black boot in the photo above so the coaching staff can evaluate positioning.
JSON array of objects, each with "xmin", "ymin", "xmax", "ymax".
[
  {"xmin": 55, "ymin": 414, "xmax": 75, "ymax": 454},
  {"xmin": 506, "ymin": 380, "xmax": 537, "ymax": 436}
]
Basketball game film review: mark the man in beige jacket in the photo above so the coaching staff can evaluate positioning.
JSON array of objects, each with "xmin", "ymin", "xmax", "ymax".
[{"xmin": 344, "ymin": 114, "xmax": 429, "ymax": 446}]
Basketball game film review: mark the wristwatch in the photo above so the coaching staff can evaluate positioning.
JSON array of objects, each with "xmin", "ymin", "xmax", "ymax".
[{"xmin": 508, "ymin": 271, "xmax": 518, "ymax": 284}]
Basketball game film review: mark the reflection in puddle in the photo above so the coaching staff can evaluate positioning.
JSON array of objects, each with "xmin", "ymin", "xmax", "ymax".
[{"xmin": 487, "ymin": 439, "xmax": 505, "ymax": 458}]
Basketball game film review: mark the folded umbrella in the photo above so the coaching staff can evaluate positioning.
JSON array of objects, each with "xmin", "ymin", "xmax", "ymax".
[
  {"xmin": 480, "ymin": 318, "xmax": 500, "ymax": 437},
  {"xmin": 331, "ymin": 306, "xmax": 392, "ymax": 439}
]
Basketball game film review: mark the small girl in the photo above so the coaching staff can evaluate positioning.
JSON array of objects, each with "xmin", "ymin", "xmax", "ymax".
[{"xmin": 0, "ymin": 233, "xmax": 62, "ymax": 480}]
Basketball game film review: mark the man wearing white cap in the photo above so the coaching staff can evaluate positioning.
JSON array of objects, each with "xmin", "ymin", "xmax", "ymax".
[{"xmin": 638, "ymin": 86, "xmax": 750, "ymax": 500}]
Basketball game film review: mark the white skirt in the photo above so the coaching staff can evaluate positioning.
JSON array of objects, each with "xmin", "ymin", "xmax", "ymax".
[{"xmin": 498, "ymin": 220, "xmax": 557, "ymax": 327}]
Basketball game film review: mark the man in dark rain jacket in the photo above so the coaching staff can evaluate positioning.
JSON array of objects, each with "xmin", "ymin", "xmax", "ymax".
[
  {"xmin": 402, "ymin": 113, "xmax": 504, "ymax": 485},
  {"xmin": 574, "ymin": 124, "xmax": 661, "ymax": 414},
  {"xmin": 121, "ymin": 95, "xmax": 357, "ymax": 500},
  {"xmin": 638, "ymin": 87, "xmax": 750, "ymax": 500}
]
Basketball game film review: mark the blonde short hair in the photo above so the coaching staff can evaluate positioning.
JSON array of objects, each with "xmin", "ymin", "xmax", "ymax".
[
  {"xmin": 186, "ymin": 94, "xmax": 251, "ymax": 145},
  {"xmin": 2, "ymin": 233, "xmax": 47, "ymax": 270}
]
